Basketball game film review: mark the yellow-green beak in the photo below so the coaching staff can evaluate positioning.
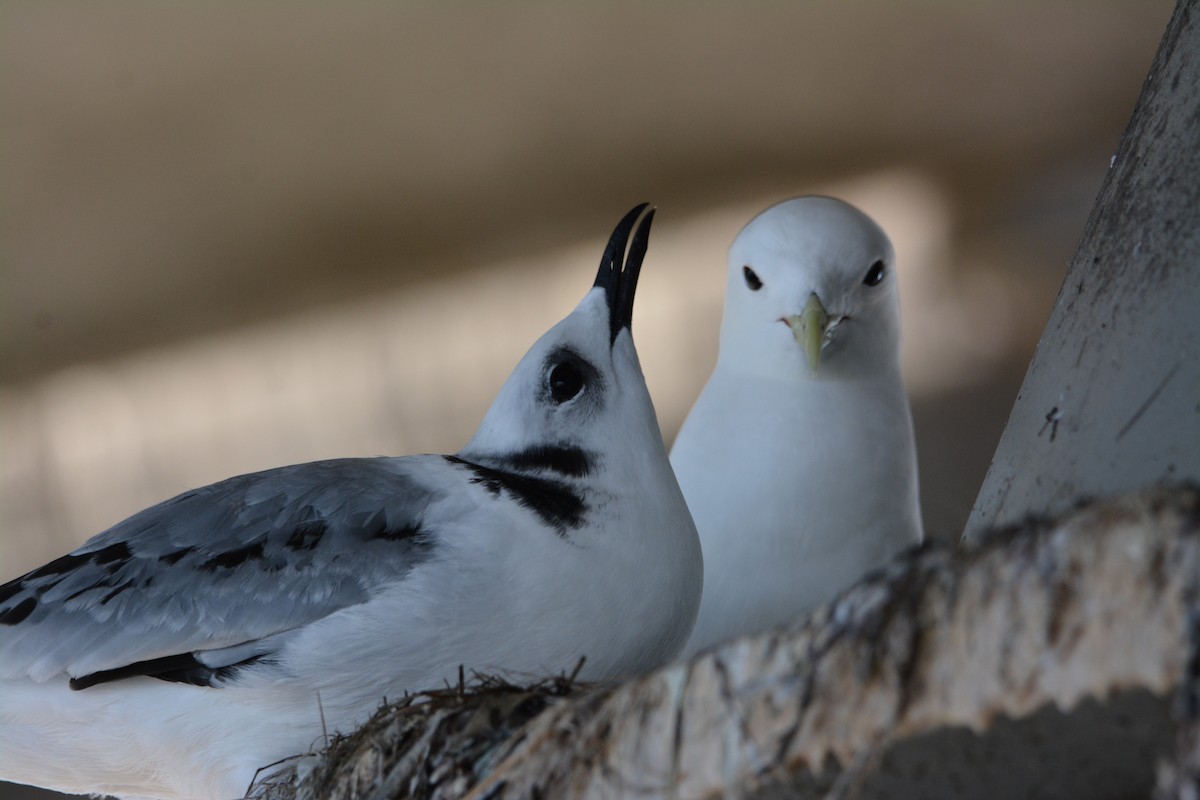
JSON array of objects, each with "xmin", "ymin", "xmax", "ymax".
[{"xmin": 785, "ymin": 293, "xmax": 829, "ymax": 372}]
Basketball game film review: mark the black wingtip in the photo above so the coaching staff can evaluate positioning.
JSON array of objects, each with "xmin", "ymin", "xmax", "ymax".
[{"xmin": 594, "ymin": 203, "xmax": 655, "ymax": 344}]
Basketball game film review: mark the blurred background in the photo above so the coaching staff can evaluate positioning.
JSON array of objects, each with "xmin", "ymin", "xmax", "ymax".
[{"xmin": 0, "ymin": 3, "xmax": 1175, "ymax": 797}]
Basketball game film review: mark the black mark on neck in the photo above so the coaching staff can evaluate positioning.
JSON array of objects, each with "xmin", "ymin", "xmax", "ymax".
[
  {"xmin": 494, "ymin": 445, "xmax": 595, "ymax": 478},
  {"xmin": 445, "ymin": 456, "xmax": 587, "ymax": 535}
]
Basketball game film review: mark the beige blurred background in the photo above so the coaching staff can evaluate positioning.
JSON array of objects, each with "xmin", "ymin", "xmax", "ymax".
[{"xmin": 0, "ymin": 3, "xmax": 1176, "ymax": 797}]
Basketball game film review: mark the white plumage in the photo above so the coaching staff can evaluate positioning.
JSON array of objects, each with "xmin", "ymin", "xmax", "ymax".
[
  {"xmin": 0, "ymin": 205, "xmax": 702, "ymax": 800},
  {"xmin": 673, "ymin": 196, "xmax": 922, "ymax": 658}
]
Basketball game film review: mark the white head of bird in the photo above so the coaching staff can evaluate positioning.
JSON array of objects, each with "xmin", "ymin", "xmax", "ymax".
[
  {"xmin": 463, "ymin": 204, "xmax": 676, "ymax": 496},
  {"xmin": 719, "ymin": 196, "xmax": 900, "ymax": 382}
]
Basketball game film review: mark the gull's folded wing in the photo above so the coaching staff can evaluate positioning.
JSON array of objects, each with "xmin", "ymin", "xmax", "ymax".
[{"xmin": 0, "ymin": 456, "xmax": 450, "ymax": 685}]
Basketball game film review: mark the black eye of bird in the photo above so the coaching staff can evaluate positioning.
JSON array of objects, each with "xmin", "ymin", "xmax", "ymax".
[
  {"xmin": 743, "ymin": 266, "xmax": 763, "ymax": 291},
  {"xmin": 548, "ymin": 362, "xmax": 585, "ymax": 403},
  {"xmin": 863, "ymin": 260, "xmax": 886, "ymax": 287}
]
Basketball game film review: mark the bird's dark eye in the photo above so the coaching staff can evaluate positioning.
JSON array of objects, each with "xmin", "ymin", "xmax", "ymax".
[
  {"xmin": 548, "ymin": 362, "xmax": 585, "ymax": 403},
  {"xmin": 863, "ymin": 260, "xmax": 886, "ymax": 287},
  {"xmin": 743, "ymin": 266, "xmax": 763, "ymax": 291}
]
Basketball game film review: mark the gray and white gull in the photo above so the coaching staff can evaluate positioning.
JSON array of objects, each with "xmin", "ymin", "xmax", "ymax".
[
  {"xmin": 0, "ymin": 204, "xmax": 702, "ymax": 800},
  {"xmin": 672, "ymin": 197, "xmax": 922, "ymax": 658}
]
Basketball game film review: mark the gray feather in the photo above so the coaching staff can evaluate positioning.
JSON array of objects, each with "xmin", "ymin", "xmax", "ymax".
[{"xmin": 0, "ymin": 456, "xmax": 442, "ymax": 682}]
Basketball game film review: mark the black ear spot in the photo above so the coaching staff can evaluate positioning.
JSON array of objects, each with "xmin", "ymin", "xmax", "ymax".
[
  {"xmin": 863, "ymin": 260, "xmax": 886, "ymax": 287},
  {"xmin": 743, "ymin": 266, "xmax": 763, "ymax": 291},
  {"xmin": 548, "ymin": 362, "xmax": 585, "ymax": 403}
]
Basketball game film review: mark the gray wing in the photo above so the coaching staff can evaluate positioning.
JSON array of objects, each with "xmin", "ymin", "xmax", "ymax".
[{"xmin": 0, "ymin": 456, "xmax": 448, "ymax": 684}]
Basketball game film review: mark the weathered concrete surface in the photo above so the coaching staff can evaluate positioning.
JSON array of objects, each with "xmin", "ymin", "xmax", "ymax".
[
  {"xmin": 966, "ymin": 0, "xmax": 1200, "ymax": 539},
  {"xmin": 249, "ymin": 485, "xmax": 1200, "ymax": 799}
]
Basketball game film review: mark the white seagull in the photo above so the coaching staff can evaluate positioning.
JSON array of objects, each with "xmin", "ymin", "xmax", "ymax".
[
  {"xmin": 0, "ymin": 204, "xmax": 702, "ymax": 800},
  {"xmin": 672, "ymin": 196, "xmax": 922, "ymax": 658}
]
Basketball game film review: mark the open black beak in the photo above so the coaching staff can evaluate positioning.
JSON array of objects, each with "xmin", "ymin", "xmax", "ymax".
[{"xmin": 594, "ymin": 203, "xmax": 655, "ymax": 345}]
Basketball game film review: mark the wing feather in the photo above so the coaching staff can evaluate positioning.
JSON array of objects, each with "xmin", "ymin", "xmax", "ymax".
[{"xmin": 0, "ymin": 456, "xmax": 446, "ymax": 683}]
